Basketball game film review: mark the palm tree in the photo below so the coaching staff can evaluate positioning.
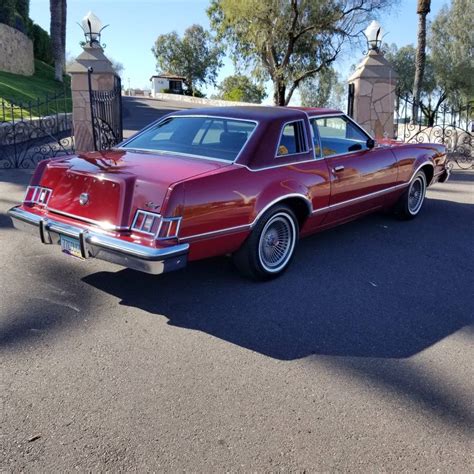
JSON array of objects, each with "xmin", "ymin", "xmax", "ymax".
[
  {"xmin": 50, "ymin": 0, "xmax": 66, "ymax": 82},
  {"xmin": 412, "ymin": 0, "xmax": 431, "ymax": 123}
]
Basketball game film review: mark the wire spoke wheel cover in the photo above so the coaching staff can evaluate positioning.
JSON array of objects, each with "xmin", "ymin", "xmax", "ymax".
[
  {"xmin": 408, "ymin": 176, "xmax": 426, "ymax": 215},
  {"xmin": 258, "ymin": 212, "xmax": 296, "ymax": 273}
]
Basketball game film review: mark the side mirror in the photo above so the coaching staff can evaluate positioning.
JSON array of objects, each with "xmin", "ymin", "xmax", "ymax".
[{"xmin": 366, "ymin": 138, "xmax": 376, "ymax": 149}]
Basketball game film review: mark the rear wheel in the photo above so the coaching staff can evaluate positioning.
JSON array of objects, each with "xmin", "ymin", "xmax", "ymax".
[
  {"xmin": 395, "ymin": 171, "xmax": 427, "ymax": 219},
  {"xmin": 233, "ymin": 205, "xmax": 298, "ymax": 280}
]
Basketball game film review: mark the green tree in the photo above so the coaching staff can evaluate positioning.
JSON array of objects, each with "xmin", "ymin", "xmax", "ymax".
[
  {"xmin": 208, "ymin": 0, "xmax": 395, "ymax": 106},
  {"xmin": 412, "ymin": 0, "xmax": 431, "ymax": 123},
  {"xmin": 216, "ymin": 75, "xmax": 267, "ymax": 103},
  {"xmin": 299, "ymin": 67, "xmax": 344, "ymax": 108},
  {"xmin": 386, "ymin": 43, "xmax": 442, "ymax": 125},
  {"xmin": 430, "ymin": 0, "xmax": 474, "ymax": 107},
  {"xmin": 385, "ymin": 44, "xmax": 437, "ymax": 97},
  {"xmin": 152, "ymin": 24, "xmax": 223, "ymax": 96}
]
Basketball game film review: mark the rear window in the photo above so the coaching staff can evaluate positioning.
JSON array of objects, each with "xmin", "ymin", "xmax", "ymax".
[{"xmin": 122, "ymin": 116, "xmax": 256, "ymax": 161}]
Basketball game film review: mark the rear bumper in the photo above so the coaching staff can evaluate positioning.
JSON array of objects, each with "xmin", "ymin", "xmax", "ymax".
[{"xmin": 8, "ymin": 206, "xmax": 188, "ymax": 275}]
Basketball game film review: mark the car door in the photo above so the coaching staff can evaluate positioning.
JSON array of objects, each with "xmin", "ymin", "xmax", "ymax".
[{"xmin": 310, "ymin": 115, "xmax": 398, "ymax": 224}]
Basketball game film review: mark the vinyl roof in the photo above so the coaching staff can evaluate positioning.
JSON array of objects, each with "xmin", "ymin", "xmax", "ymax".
[{"xmin": 171, "ymin": 105, "xmax": 343, "ymax": 121}]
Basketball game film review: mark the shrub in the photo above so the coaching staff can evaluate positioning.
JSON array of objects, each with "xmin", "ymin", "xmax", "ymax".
[
  {"xmin": 0, "ymin": 0, "xmax": 16, "ymax": 27},
  {"xmin": 183, "ymin": 89, "xmax": 205, "ymax": 98},
  {"xmin": 15, "ymin": 0, "xmax": 29, "ymax": 21},
  {"xmin": 13, "ymin": 11, "xmax": 27, "ymax": 34},
  {"xmin": 31, "ymin": 23, "xmax": 53, "ymax": 65}
]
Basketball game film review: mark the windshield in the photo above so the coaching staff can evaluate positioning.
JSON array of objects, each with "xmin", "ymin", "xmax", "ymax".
[{"xmin": 122, "ymin": 116, "xmax": 257, "ymax": 162}]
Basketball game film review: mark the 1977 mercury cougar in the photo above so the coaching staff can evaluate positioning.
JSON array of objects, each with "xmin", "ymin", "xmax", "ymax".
[{"xmin": 8, "ymin": 106, "xmax": 450, "ymax": 280}]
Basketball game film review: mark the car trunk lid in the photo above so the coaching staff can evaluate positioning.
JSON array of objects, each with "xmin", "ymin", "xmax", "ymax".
[{"xmin": 39, "ymin": 149, "xmax": 228, "ymax": 230}]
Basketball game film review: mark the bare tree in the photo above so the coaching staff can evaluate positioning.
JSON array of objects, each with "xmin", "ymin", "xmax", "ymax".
[
  {"xmin": 412, "ymin": 0, "xmax": 431, "ymax": 123},
  {"xmin": 50, "ymin": 0, "xmax": 67, "ymax": 82}
]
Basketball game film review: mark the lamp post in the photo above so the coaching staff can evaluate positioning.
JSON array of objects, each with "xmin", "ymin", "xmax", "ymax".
[
  {"xmin": 363, "ymin": 20, "xmax": 383, "ymax": 53},
  {"xmin": 79, "ymin": 11, "xmax": 108, "ymax": 48}
]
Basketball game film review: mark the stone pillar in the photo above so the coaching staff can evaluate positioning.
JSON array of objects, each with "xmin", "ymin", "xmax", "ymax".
[
  {"xmin": 348, "ymin": 50, "xmax": 398, "ymax": 139},
  {"xmin": 67, "ymin": 46, "xmax": 115, "ymax": 152}
]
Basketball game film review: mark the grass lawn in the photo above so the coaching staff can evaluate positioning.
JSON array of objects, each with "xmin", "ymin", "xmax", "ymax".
[{"xmin": 0, "ymin": 60, "xmax": 72, "ymax": 121}]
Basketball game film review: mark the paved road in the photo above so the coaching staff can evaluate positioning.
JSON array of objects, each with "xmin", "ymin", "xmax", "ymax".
[
  {"xmin": 122, "ymin": 96, "xmax": 202, "ymax": 138},
  {"xmin": 0, "ymin": 168, "xmax": 473, "ymax": 471}
]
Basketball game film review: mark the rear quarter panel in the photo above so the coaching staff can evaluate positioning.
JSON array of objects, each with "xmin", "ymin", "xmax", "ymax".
[
  {"xmin": 175, "ymin": 163, "xmax": 330, "ymax": 261},
  {"xmin": 390, "ymin": 143, "xmax": 446, "ymax": 184}
]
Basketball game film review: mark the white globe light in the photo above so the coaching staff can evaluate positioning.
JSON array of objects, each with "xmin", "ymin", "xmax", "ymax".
[
  {"xmin": 81, "ymin": 11, "xmax": 103, "ymax": 43},
  {"xmin": 364, "ymin": 20, "xmax": 383, "ymax": 51}
]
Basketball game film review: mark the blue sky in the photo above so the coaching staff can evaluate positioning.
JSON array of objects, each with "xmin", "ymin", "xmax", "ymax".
[{"xmin": 30, "ymin": 0, "xmax": 448, "ymax": 102}]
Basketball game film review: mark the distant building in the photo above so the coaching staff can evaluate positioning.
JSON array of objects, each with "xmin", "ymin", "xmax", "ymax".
[{"xmin": 150, "ymin": 73, "xmax": 186, "ymax": 97}]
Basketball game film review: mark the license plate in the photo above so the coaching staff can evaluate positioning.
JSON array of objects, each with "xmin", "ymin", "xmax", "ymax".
[{"xmin": 60, "ymin": 235, "xmax": 84, "ymax": 259}]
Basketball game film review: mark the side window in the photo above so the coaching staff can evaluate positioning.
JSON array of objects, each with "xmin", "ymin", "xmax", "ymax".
[
  {"xmin": 277, "ymin": 121, "xmax": 307, "ymax": 156},
  {"xmin": 314, "ymin": 116, "xmax": 369, "ymax": 157}
]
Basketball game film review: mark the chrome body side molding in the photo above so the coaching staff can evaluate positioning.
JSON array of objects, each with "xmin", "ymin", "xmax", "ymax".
[{"xmin": 179, "ymin": 193, "xmax": 312, "ymax": 243}]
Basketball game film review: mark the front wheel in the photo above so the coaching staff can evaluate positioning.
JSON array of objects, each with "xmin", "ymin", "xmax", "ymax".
[
  {"xmin": 233, "ymin": 205, "xmax": 298, "ymax": 280},
  {"xmin": 395, "ymin": 171, "xmax": 427, "ymax": 220}
]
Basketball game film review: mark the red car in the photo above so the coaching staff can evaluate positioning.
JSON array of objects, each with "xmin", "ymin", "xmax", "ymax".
[{"xmin": 8, "ymin": 106, "xmax": 450, "ymax": 280}]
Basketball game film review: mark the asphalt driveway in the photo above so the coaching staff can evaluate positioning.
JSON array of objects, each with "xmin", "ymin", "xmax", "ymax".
[
  {"xmin": 0, "ymin": 168, "xmax": 473, "ymax": 471},
  {"xmin": 122, "ymin": 96, "xmax": 202, "ymax": 138}
]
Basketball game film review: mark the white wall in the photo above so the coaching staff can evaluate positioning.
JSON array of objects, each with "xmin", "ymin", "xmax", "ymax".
[{"xmin": 151, "ymin": 77, "xmax": 169, "ymax": 97}]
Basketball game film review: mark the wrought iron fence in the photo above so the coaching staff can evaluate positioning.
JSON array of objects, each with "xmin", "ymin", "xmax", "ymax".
[
  {"xmin": 395, "ymin": 95, "xmax": 473, "ymax": 168},
  {"xmin": 0, "ymin": 92, "xmax": 75, "ymax": 168},
  {"xmin": 88, "ymin": 68, "xmax": 123, "ymax": 151}
]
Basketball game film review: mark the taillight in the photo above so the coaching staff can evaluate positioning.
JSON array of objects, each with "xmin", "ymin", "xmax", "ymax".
[
  {"xmin": 24, "ymin": 186, "xmax": 52, "ymax": 206},
  {"xmin": 131, "ymin": 210, "xmax": 181, "ymax": 240},
  {"xmin": 157, "ymin": 217, "xmax": 181, "ymax": 240}
]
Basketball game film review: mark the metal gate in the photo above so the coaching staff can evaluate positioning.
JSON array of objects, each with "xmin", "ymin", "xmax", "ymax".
[
  {"xmin": 347, "ymin": 83, "xmax": 355, "ymax": 118},
  {"xmin": 395, "ymin": 95, "xmax": 473, "ymax": 167},
  {"xmin": 88, "ymin": 68, "xmax": 123, "ymax": 151},
  {"xmin": 0, "ymin": 93, "xmax": 75, "ymax": 168}
]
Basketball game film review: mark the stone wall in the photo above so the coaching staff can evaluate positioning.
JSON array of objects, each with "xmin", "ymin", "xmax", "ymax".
[
  {"xmin": 352, "ymin": 78, "xmax": 396, "ymax": 137},
  {"xmin": 0, "ymin": 23, "xmax": 34, "ymax": 76}
]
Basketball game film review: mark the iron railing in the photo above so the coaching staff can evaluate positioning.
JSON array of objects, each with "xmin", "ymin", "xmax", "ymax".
[
  {"xmin": 0, "ymin": 92, "xmax": 75, "ymax": 168},
  {"xmin": 395, "ymin": 95, "xmax": 473, "ymax": 167}
]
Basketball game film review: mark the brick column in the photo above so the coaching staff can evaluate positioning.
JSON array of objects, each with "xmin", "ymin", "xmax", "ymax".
[
  {"xmin": 67, "ymin": 46, "xmax": 115, "ymax": 152},
  {"xmin": 348, "ymin": 50, "xmax": 398, "ymax": 139}
]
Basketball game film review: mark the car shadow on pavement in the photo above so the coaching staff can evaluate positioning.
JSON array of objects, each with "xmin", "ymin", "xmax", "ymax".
[
  {"xmin": 450, "ymin": 168, "xmax": 474, "ymax": 182},
  {"xmin": 0, "ymin": 261, "xmax": 95, "ymax": 348},
  {"xmin": 316, "ymin": 355, "xmax": 474, "ymax": 433},
  {"xmin": 83, "ymin": 198, "xmax": 473, "ymax": 362},
  {"xmin": 83, "ymin": 197, "xmax": 474, "ymax": 433},
  {"xmin": 0, "ymin": 212, "xmax": 13, "ymax": 228}
]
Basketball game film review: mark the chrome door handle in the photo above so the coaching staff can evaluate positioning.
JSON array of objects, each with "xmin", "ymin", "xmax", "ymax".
[{"xmin": 333, "ymin": 165, "xmax": 345, "ymax": 172}]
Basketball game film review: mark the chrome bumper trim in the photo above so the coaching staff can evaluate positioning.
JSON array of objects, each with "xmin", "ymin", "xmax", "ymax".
[
  {"xmin": 7, "ymin": 206, "xmax": 189, "ymax": 275},
  {"xmin": 437, "ymin": 166, "xmax": 451, "ymax": 183}
]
